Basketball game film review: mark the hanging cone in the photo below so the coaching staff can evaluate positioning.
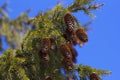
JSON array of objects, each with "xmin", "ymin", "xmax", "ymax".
[
  {"xmin": 64, "ymin": 13, "xmax": 79, "ymax": 45},
  {"xmin": 64, "ymin": 27, "xmax": 80, "ymax": 45},
  {"xmin": 60, "ymin": 44, "xmax": 72, "ymax": 59},
  {"xmin": 76, "ymin": 28, "xmax": 88, "ymax": 43},
  {"xmin": 67, "ymin": 43, "xmax": 78, "ymax": 57},
  {"xmin": 67, "ymin": 43, "xmax": 78, "ymax": 63},
  {"xmin": 41, "ymin": 38, "xmax": 51, "ymax": 53},
  {"xmin": 62, "ymin": 58, "xmax": 73, "ymax": 71},
  {"xmin": 90, "ymin": 72, "xmax": 101, "ymax": 80},
  {"xmin": 64, "ymin": 13, "xmax": 75, "ymax": 28},
  {"xmin": 49, "ymin": 37, "xmax": 57, "ymax": 51},
  {"xmin": 65, "ymin": 26, "xmax": 75, "ymax": 36},
  {"xmin": 63, "ymin": 32, "xmax": 71, "ymax": 43}
]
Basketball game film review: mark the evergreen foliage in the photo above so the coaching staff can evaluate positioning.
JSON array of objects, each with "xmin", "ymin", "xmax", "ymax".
[
  {"xmin": 0, "ymin": 0, "xmax": 111, "ymax": 80},
  {"xmin": 0, "ymin": 2, "xmax": 31, "ymax": 50}
]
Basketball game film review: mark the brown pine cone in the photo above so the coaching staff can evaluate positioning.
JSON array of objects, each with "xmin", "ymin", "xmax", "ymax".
[
  {"xmin": 90, "ymin": 72, "xmax": 100, "ymax": 80},
  {"xmin": 49, "ymin": 37, "xmax": 57, "ymax": 51},
  {"xmin": 62, "ymin": 58, "xmax": 73, "ymax": 71},
  {"xmin": 64, "ymin": 13, "xmax": 75, "ymax": 28},
  {"xmin": 76, "ymin": 28, "xmax": 88, "ymax": 43},
  {"xmin": 60, "ymin": 44, "xmax": 72, "ymax": 59},
  {"xmin": 64, "ymin": 27, "xmax": 80, "ymax": 45},
  {"xmin": 67, "ymin": 43, "xmax": 78, "ymax": 63},
  {"xmin": 41, "ymin": 38, "xmax": 51, "ymax": 53}
]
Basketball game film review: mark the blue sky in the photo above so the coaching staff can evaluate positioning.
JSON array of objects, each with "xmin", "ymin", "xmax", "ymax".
[{"xmin": 0, "ymin": 0, "xmax": 120, "ymax": 80}]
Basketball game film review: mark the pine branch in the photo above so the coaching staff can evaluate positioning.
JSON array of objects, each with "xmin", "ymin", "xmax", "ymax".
[{"xmin": 0, "ymin": 0, "xmax": 110, "ymax": 80}]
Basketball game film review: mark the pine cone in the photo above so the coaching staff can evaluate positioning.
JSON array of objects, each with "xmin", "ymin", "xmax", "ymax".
[
  {"xmin": 76, "ymin": 28, "xmax": 88, "ymax": 43},
  {"xmin": 64, "ymin": 27, "xmax": 80, "ymax": 45},
  {"xmin": 67, "ymin": 43, "xmax": 78, "ymax": 63},
  {"xmin": 60, "ymin": 44, "xmax": 72, "ymax": 59},
  {"xmin": 64, "ymin": 13, "xmax": 75, "ymax": 28},
  {"xmin": 41, "ymin": 38, "xmax": 51, "ymax": 53},
  {"xmin": 62, "ymin": 58, "xmax": 73, "ymax": 71},
  {"xmin": 90, "ymin": 72, "xmax": 100, "ymax": 80}
]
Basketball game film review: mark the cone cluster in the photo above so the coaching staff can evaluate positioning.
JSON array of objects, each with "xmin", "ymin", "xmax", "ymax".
[
  {"xmin": 63, "ymin": 13, "xmax": 88, "ymax": 46},
  {"xmin": 60, "ymin": 13, "xmax": 88, "ymax": 71},
  {"xmin": 39, "ymin": 37, "xmax": 57, "ymax": 63},
  {"xmin": 39, "ymin": 13, "xmax": 88, "ymax": 72}
]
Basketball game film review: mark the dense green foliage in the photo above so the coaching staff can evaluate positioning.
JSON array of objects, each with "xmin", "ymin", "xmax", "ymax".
[{"xmin": 0, "ymin": 0, "xmax": 110, "ymax": 80}]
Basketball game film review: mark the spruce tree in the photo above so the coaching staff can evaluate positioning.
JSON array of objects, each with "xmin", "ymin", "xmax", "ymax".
[{"xmin": 0, "ymin": 0, "xmax": 111, "ymax": 80}]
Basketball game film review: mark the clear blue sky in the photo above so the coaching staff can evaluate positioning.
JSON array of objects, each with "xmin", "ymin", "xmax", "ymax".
[{"xmin": 0, "ymin": 0, "xmax": 119, "ymax": 80}]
